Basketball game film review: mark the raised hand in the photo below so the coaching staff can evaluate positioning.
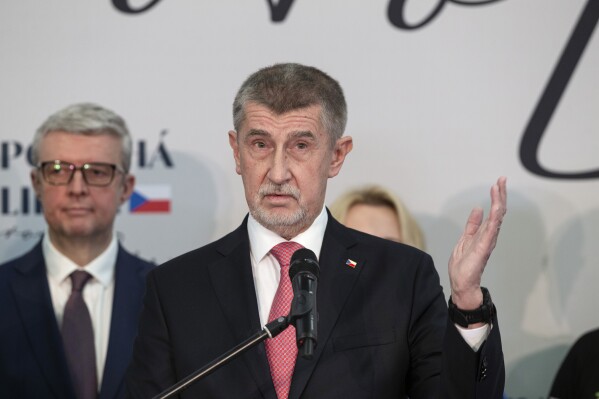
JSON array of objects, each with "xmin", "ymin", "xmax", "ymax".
[{"xmin": 448, "ymin": 176, "xmax": 507, "ymax": 311}]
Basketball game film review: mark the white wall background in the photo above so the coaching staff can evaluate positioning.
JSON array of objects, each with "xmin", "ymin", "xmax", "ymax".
[{"xmin": 1, "ymin": 1, "xmax": 597, "ymax": 397}]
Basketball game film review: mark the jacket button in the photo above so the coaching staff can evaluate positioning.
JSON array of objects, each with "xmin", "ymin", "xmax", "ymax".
[{"xmin": 479, "ymin": 356, "xmax": 488, "ymax": 381}]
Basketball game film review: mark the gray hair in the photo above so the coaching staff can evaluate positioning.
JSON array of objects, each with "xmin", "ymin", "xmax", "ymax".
[
  {"xmin": 31, "ymin": 103, "xmax": 132, "ymax": 172},
  {"xmin": 233, "ymin": 63, "xmax": 347, "ymax": 145}
]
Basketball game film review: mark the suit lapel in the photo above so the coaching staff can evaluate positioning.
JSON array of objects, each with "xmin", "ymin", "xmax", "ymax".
[
  {"xmin": 289, "ymin": 215, "xmax": 365, "ymax": 399},
  {"xmin": 209, "ymin": 219, "xmax": 277, "ymax": 398},
  {"xmin": 10, "ymin": 242, "xmax": 74, "ymax": 399},
  {"xmin": 204, "ymin": 215, "xmax": 367, "ymax": 398},
  {"xmin": 100, "ymin": 246, "xmax": 147, "ymax": 399}
]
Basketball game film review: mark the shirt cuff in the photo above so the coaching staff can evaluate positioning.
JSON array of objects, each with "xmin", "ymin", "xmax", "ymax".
[{"xmin": 455, "ymin": 323, "xmax": 491, "ymax": 352}]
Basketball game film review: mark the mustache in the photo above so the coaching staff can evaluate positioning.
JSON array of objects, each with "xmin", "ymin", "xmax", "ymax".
[{"xmin": 258, "ymin": 183, "xmax": 300, "ymax": 200}]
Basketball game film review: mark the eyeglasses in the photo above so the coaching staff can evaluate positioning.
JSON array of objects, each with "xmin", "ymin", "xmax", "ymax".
[{"xmin": 38, "ymin": 160, "xmax": 124, "ymax": 187}]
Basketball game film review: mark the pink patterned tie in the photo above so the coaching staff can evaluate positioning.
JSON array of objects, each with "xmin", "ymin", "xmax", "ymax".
[{"xmin": 265, "ymin": 241, "xmax": 304, "ymax": 399}]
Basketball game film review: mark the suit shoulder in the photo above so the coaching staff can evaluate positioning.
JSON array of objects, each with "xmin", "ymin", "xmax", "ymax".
[
  {"xmin": 152, "ymin": 228, "xmax": 246, "ymax": 276},
  {"xmin": 117, "ymin": 245, "xmax": 156, "ymax": 272},
  {"xmin": 344, "ymin": 226, "xmax": 431, "ymax": 262},
  {"xmin": 0, "ymin": 243, "xmax": 41, "ymax": 276},
  {"xmin": 340, "ymin": 228, "xmax": 439, "ymax": 289}
]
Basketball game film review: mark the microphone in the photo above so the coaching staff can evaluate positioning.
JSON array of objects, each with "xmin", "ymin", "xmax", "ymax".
[{"xmin": 289, "ymin": 248, "xmax": 319, "ymax": 360}]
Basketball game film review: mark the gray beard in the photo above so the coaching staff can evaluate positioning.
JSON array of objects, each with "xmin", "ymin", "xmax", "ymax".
[
  {"xmin": 250, "ymin": 182, "xmax": 310, "ymax": 239},
  {"xmin": 250, "ymin": 205, "xmax": 309, "ymax": 239}
]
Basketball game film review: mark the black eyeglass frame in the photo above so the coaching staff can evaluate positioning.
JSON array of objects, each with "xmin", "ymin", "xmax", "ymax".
[{"xmin": 37, "ymin": 160, "xmax": 125, "ymax": 187}]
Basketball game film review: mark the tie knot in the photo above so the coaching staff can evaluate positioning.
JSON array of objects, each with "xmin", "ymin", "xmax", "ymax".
[
  {"xmin": 70, "ymin": 270, "xmax": 93, "ymax": 292},
  {"xmin": 270, "ymin": 241, "xmax": 304, "ymax": 268}
]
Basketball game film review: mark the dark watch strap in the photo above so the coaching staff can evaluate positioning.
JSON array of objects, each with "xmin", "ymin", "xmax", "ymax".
[{"xmin": 448, "ymin": 287, "xmax": 495, "ymax": 328}]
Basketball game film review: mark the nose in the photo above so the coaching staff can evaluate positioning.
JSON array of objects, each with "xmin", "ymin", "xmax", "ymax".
[
  {"xmin": 68, "ymin": 169, "xmax": 89, "ymax": 195},
  {"xmin": 267, "ymin": 148, "xmax": 292, "ymax": 184}
]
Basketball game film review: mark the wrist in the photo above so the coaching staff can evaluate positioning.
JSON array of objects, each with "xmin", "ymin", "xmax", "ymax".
[
  {"xmin": 448, "ymin": 287, "xmax": 495, "ymax": 328},
  {"xmin": 451, "ymin": 287, "xmax": 483, "ymax": 310}
]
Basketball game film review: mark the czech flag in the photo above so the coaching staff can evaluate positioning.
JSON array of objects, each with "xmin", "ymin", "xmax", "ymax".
[{"xmin": 129, "ymin": 185, "xmax": 171, "ymax": 213}]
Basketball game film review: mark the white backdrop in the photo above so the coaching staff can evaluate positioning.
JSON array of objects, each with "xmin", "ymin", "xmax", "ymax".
[{"xmin": 1, "ymin": 1, "xmax": 597, "ymax": 397}]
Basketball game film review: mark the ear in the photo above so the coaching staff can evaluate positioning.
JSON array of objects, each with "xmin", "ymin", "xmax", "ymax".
[
  {"xmin": 31, "ymin": 169, "xmax": 43, "ymax": 200},
  {"xmin": 118, "ymin": 174, "xmax": 135, "ymax": 205},
  {"xmin": 328, "ymin": 136, "xmax": 353, "ymax": 178},
  {"xmin": 228, "ymin": 130, "xmax": 242, "ymax": 175}
]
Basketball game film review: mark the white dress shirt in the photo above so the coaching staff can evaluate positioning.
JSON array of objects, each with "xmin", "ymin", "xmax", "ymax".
[
  {"xmin": 247, "ymin": 207, "xmax": 489, "ymax": 352},
  {"xmin": 248, "ymin": 207, "xmax": 327, "ymax": 326},
  {"xmin": 44, "ymin": 232, "xmax": 117, "ymax": 388}
]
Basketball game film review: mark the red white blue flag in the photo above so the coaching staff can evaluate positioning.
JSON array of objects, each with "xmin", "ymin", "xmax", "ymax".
[{"xmin": 129, "ymin": 185, "xmax": 171, "ymax": 213}]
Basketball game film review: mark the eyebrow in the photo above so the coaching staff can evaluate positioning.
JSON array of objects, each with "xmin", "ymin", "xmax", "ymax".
[
  {"xmin": 246, "ymin": 129, "xmax": 270, "ymax": 138},
  {"xmin": 245, "ymin": 129, "xmax": 316, "ymax": 140},
  {"xmin": 289, "ymin": 131, "xmax": 316, "ymax": 140}
]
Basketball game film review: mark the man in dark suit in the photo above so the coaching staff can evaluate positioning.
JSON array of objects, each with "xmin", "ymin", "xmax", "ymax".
[
  {"xmin": 0, "ymin": 103, "xmax": 154, "ymax": 399},
  {"xmin": 126, "ymin": 63, "xmax": 507, "ymax": 398}
]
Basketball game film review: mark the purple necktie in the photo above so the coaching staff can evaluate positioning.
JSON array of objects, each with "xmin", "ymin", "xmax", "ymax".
[
  {"xmin": 265, "ymin": 241, "xmax": 304, "ymax": 399},
  {"xmin": 62, "ymin": 270, "xmax": 97, "ymax": 399}
]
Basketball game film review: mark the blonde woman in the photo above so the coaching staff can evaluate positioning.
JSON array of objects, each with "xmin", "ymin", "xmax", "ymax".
[{"xmin": 329, "ymin": 185, "xmax": 425, "ymax": 250}]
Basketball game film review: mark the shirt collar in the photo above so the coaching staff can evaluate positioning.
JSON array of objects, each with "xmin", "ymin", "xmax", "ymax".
[
  {"xmin": 43, "ymin": 231, "xmax": 118, "ymax": 287},
  {"xmin": 247, "ymin": 207, "xmax": 328, "ymax": 264}
]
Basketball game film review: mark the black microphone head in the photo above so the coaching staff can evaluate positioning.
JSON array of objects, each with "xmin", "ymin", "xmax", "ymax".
[{"xmin": 289, "ymin": 248, "xmax": 319, "ymax": 279}]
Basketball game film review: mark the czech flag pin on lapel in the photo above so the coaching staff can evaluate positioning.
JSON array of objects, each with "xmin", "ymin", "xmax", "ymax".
[{"xmin": 345, "ymin": 259, "xmax": 357, "ymax": 268}]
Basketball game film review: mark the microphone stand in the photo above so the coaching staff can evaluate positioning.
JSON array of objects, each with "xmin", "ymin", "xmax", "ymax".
[
  {"xmin": 152, "ymin": 285, "xmax": 316, "ymax": 399},
  {"xmin": 152, "ymin": 316, "xmax": 290, "ymax": 399}
]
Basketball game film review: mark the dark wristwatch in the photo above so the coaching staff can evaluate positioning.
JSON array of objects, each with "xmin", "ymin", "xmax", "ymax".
[{"xmin": 448, "ymin": 287, "xmax": 495, "ymax": 328}]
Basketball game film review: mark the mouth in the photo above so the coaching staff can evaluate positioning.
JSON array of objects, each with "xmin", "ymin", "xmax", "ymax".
[
  {"xmin": 64, "ymin": 207, "xmax": 93, "ymax": 215},
  {"xmin": 263, "ymin": 193, "xmax": 295, "ymax": 204},
  {"xmin": 258, "ymin": 183, "xmax": 300, "ymax": 205}
]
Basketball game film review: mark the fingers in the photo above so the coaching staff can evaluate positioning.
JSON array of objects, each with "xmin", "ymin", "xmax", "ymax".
[
  {"xmin": 493, "ymin": 176, "xmax": 507, "ymax": 211},
  {"xmin": 465, "ymin": 177, "xmax": 507, "ymax": 235},
  {"xmin": 464, "ymin": 207, "xmax": 483, "ymax": 236},
  {"xmin": 449, "ymin": 178, "xmax": 508, "ymax": 297},
  {"xmin": 488, "ymin": 176, "xmax": 507, "ymax": 230},
  {"xmin": 498, "ymin": 176, "xmax": 507, "ymax": 205},
  {"xmin": 477, "ymin": 177, "xmax": 507, "ymax": 252}
]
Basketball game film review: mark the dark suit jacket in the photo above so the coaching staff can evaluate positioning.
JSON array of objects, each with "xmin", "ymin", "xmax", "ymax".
[
  {"xmin": 126, "ymin": 215, "xmax": 504, "ymax": 398},
  {"xmin": 0, "ymin": 240, "xmax": 154, "ymax": 399}
]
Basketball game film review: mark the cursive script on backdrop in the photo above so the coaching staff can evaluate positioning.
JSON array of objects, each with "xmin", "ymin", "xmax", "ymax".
[
  {"xmin": 519, "ymin": 0, "xmax": 599, "ymax": 179},
  {"xmin": 112, "ymin": 0, "xmax": 598, "ymax": 180}
]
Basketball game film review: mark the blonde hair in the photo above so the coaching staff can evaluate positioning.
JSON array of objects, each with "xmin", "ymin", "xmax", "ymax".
[{"xmin": 330, "ymin": 185, "xmax": 426, "ymax": 250}]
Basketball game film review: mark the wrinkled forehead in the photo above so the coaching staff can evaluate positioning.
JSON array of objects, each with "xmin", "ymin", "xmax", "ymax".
[{"xmin": 238, "ymin": 102, "xmax": 329, "ymax": 141}]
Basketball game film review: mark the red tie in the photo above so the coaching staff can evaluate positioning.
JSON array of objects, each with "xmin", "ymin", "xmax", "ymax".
[{"xmin": 265, "ymin": 241, "xmax": 304, "ymax": 399}]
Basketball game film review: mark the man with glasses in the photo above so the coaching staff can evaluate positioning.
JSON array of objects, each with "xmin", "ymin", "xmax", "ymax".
[{"xmin": 0, "ymin": 103, "xmax": 154, "ymax": 399}]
